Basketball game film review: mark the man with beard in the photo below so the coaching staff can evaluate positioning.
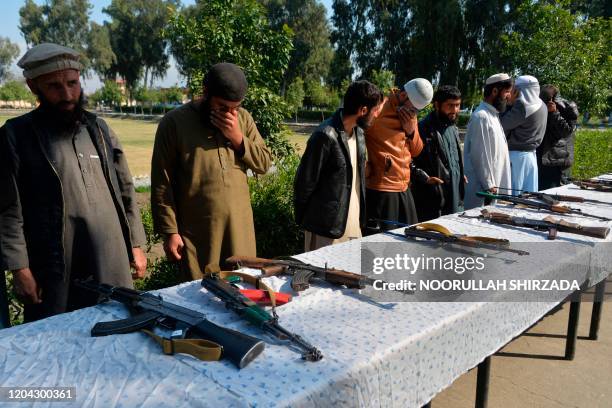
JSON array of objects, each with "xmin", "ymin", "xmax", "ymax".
[
  {"xmin": 463, "ymin": 74, "xmax": 513, "ymax": 209},
  {"xmin": 294, "ymin": 81, "xmax": 383, "ymax": 250},
  {"xmin": 364, "ymin": 78, "xmax": 434, "ymax": 233},
  {"xmin": 151, "ymin": 63, "xmax": 272, "ymax": 280},
  {"xmin": 0, "ymin": 43, "xmax": 147, "ymax": 322},
  {"xmin": 411, "ymin": 85, "xmax": 466, "ymax": 221}
]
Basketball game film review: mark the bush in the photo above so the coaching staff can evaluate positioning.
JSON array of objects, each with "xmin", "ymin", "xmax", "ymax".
[
  {"xmin": 4, "ymin": 273, "xmax": 24, "ymax": 326},
  {"xmin": 294, "ymin": 109, "xmax": 335, "ymax": 122},
  {"xmin": 134, "ymin": 258, "xmax": 182, "ymax": 291},
  {"xmin": 457, "ymin": 113, "xmax": 470, "ymax": 127},
  {"xmin": 572, "ymin": 129, "xmax": 612, "ymax": 179},
  {"xmin": 140, "ymin": 205, "xmax": 161, "ymax": 252},
  {"xmin": 249, "ymin": 154, "xmax": 303, "ymax": 258}
]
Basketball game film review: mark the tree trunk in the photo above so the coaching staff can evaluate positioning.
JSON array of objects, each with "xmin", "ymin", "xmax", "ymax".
[{"xmin": 144, "ymin": 67, "xmax": 149, "ymax": 90}]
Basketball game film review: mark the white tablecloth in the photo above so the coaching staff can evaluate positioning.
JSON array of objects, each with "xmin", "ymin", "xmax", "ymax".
[{"xmin": 1, "ymin": 181, "xmax": 610, "ymax": 408}]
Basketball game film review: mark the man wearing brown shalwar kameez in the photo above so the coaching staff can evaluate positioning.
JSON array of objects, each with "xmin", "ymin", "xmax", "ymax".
[{"xmin": 151, "ymin": 63, "xmax": 272, "ymax": 281}]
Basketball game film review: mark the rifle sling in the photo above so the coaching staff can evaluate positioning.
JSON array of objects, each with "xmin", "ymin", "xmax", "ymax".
[{"xmin": 140, "ymin": 329, "xmax": 223, "ymax": 361}]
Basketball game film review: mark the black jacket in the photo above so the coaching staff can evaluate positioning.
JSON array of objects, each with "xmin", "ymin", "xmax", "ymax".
[
  {"xmin": 294, "ymin": 109, "xmax": 366, "ymax": 238},
  {"xmin": 537, "ymin": 98, "xmax": 578, "ymax": 168},
  {"xmin": 0, "ymin": 108, "xmax": 145, "ymax": 280},
  {"xmin": 411, "ymin": 112, "xmax": 465, "ymax": 221}
]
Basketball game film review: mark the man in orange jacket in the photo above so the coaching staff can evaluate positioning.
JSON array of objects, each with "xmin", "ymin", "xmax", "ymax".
[{"xmin": 365, "ymin": 78, "xmax": 433, "ymax": 233}]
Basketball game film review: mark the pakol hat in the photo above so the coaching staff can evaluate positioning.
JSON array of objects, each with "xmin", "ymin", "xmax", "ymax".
[{"xmin": 17, "ymin": 43, "xmax": 83, "ymax": 79}]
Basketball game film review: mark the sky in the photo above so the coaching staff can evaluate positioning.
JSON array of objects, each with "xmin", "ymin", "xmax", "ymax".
[{"xmin": 1, "ymin": 0, "xmax": 334, "ymax": 92}]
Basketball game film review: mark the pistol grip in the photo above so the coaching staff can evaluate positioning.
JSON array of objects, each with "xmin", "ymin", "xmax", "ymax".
[{"xmin": 91, "ymin": 310, "xmax": 162, "ymax": 337}]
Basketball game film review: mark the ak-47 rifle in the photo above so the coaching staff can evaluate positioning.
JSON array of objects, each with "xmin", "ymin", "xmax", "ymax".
[
  {"xmin": 201, "ymin": 273, "xmax": 323, "ymax": 362},
  {"xmin": 494, "ymin": 187, "xmax": 610, "ymax": 206},
  {"xmin": 477, "ymin": 191, "xmax": 611, "ymax": 221},
  {"xmin": 225, "ymin": 255, "xmax": 405, "ymax": 293},
  {"xmin": 76, "ymin": 280, "xmax": 265, "ymax": 369},
  {"xmin": 460, "ymin": 209, "xmax": 610, "ymax": 240},
  {"xmin": 573, "ymin": 178, "xmax": 612, "ymax": 192},
  {"xmin": 386, "ymin": 221, "xmax": 530, "ymax": 255}
]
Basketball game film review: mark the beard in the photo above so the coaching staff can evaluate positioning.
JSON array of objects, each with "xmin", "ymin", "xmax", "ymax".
[
  {"xmin": 356, "ymin": 111, "xmax": 375, "ymax": 129},
  {"xmin": 492, "ymin": 94, "xmax": 508, "ymax": 113},
  {"xmin": 438, "ymin": 111, "xmax": 458, "ymax": 126},
  {"xmin": 37, "ymin": 90, "xmax": 86, "ymax": 131}
]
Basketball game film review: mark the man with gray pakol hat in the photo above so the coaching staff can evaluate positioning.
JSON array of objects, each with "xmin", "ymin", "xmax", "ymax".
[
  {"xmin": 364, "ymin": 78, "xmax": 433, "ymax": 232},
  {"xmin": 500, "ymin": 75, "xmax": 547, "ymax": 193},
  {"xmin": 0, "ymin": 43, "xmax": 147, "ymax": 322},
  {"xmin": 463, "ymin": 73, "xmax": 513, "ymax": 209},
  {"xmin": 151, "ymin": 62, "xmax": 272, "ymax": 280}
]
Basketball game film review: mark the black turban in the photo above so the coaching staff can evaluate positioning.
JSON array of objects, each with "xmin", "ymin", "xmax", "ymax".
[{"xmin": 204, "ymin": 62, "xmax": 248, "ymax": 101}]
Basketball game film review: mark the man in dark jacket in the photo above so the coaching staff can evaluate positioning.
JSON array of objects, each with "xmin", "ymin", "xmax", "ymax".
[
  {"xmin": 294, "ymin": 81, "xmax": 383, "ymax": 251},
  {"xmin": 411, "ymin": 85, "xmax": 465, "ymax": 221},
  {"xmin": 0, "ymin": 43, "xmax": 146, "ymax": 322},
  {"xmin": 537, "ymin": 84, "xmax": 579, "ymax": 189}
]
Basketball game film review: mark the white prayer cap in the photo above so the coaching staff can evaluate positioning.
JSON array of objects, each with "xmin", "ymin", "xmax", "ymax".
[
  {"xmin": 403, "ymin": 78, "xmax": 433, "ymax": 110},
  {"xmin": 485, "ymin": 73, "xmax": 511, "ymax": 85},
  {"xmin": 17, "ymin": 43, "xmax": 83, "ymax": 79}
]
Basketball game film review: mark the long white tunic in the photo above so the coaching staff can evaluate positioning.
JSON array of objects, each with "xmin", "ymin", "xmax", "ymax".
[{"xmin": 463, "ymin": 101, "xmax": 512, "ymax": 209}]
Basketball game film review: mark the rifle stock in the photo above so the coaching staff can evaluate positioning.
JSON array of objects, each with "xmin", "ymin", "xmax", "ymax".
[{"xmin": 479, "ymin": 210, "xmax": 610, "ymax": 239}]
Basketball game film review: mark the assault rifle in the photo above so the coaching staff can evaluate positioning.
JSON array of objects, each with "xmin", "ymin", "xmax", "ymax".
[
  {"xmin": 460, "ymin": 209, "xmax": 610, "ymax": 240},
  {"xmin": 76, "ymin": 280, "xmax": 265, "ymax": 369},
  {"xmin": 225, "ymin": 255, "xmax": 402, "ymax": 293},
  {"xmin": 573, "ymin": 178, "xmax": 612, "ymax": 192},
  {"xmin": 393, "ymin": 221, "xmax": 530, "ymax": 255},
  {"xmin": 494, "ymin": 187, "xmax": 610, "ymax": 206},
  {"xmin": 477, "ymin": 191, "xmax": 611, "ymax": 221},
  {"xmin": 201, "ymin": 274, "xmax": 322, "ymax": 362}
]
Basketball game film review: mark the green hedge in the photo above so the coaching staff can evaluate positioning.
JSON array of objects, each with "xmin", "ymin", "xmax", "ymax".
[
  {"xmin": 249, "ymin": 154, "xmax": 303, "ymax": 258},
  {"xmin": 572, "ymin": 129, "xmax": 612, "ymax": 179},
  {"xmin": 291, "ymin": 109, "xmax": 336, "ymax": 122}
]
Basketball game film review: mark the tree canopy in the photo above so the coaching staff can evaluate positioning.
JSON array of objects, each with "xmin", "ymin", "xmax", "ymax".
[
  {"xmin": 165, "ymin": 0, "xmax": 295, "ymax": 158},
  {"xmin": 0, "ymin": 38, "xmax": 20, "ymax": 82}
]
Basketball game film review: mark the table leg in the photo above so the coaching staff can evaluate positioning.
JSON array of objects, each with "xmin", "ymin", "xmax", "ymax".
[
  {"xmin": 565, "ymin": 292, "xmax": 582, "ymax": 360},
  {"xmin": 475, "ymin": 356, "xmax": 491, "ymax": 408},
  {"xmin": 589, "ymin": 280, "xmax": 606, "ymax": 340}
]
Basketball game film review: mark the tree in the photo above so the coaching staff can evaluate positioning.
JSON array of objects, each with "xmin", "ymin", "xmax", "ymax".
[
  {"xmin": 87, "ymin": 23, "xmax": 115, "ymax": 80},
  {"xmin": 285, "ymin": 77, "xmax": 305, "ymax": 119},
  {"xmin": 19, "ymin": 0, "xmax": 92, "ymax": 71},
  {"xmin": 501, "ymin": 0, "xmax": 611, "ymax": 115},
  {"xmin": 0, "ymin": 38, "xmax": 20, "ymax": 83},
  {"xmin": 370, "ymin": 69, "xmax": 395, "ymax": 94},
  {"xmin": 18, "ymin": 0, "xmax": 116, "ymax": 80},
  {"xmin": 260, "ymin": 0, "xmax": 334, "ymax": 92},
  {"xmin": 133, "ymin": 86, "xmax": 153, "ymax": 114},
  {"xmin": 103, "ymin": 0, "xmax": 178, "ymax": 95},
  {"xmin": 165, "ymin": 0, "xmax": 295, "ymax": 159},
  {"xmin": 0, "ymin": 81, "xmax": 36, "ymax": 105},
  {"xmin": 96, "ymin": 80, "xmax": 123, "ymax": 111}
]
